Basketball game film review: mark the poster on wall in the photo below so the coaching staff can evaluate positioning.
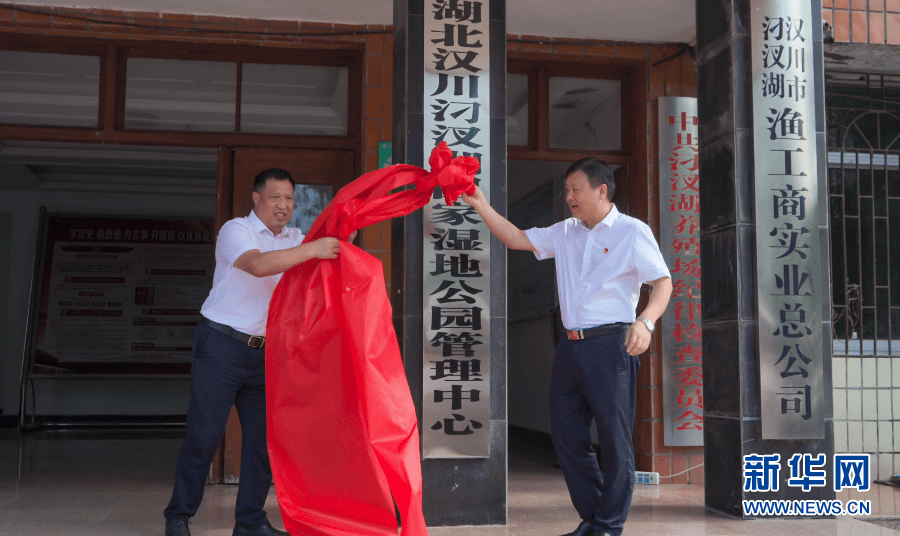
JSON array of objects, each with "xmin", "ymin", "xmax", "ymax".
[{"xmin": 30, "ymin": 214, "xmax": 215, "ymax": 376}]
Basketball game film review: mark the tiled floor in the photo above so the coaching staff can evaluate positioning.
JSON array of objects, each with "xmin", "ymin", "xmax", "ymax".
[{"xmin": 0, "ymin": 429, "xmax": 898, "ymax": 536}]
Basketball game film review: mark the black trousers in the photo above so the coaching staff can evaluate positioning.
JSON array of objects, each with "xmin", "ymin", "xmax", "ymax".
[
  {"xmin": 549, "ymin": 332, "xmax": 640, "ymax": 536},
  {"xmin": 164, "ymin": 322, "xmax": 272, "ymax": 529}
]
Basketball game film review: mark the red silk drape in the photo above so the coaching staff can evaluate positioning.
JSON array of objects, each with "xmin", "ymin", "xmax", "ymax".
[{"xmin": 266, "ymin": 143, "xmax": 478, "ymax": 536}]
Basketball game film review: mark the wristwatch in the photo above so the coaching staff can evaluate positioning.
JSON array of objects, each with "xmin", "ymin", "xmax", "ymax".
[{"xmin": 636, "ymin": 315, "xmax": 655, "ymax": 333}]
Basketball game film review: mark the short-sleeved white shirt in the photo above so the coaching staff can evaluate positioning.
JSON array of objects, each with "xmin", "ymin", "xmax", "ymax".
[
  {"xmin": 199, "ymin": 211, "xmax": 305, "ymax": 336},
  {"xmin": 524, "ymin": 205, "xmax": 670, "ymax": 330}
]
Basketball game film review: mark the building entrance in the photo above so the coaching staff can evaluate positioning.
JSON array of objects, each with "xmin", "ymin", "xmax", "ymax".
[
  {"xmin": 503, "ymin": 61, "xmax": 637, "ymax": 448},
  {"xmin": 213, "ymin": 146, "xmax": 356, "ymax": 483}
]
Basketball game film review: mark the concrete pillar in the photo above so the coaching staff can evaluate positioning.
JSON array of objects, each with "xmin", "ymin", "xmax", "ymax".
[
  {"xmin": 391, "ymin": 0, "xmax": 508, "ymax": 525},
  {"xmin": 696, "ymin": 0, "xmax": 835, "ymax": 517}
]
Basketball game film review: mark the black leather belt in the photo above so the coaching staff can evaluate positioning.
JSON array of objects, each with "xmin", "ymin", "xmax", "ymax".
[
  {"xmin": 200, "ymin": 317, "xmax": 265, "ymax": 349},
  {"xmin": 566, "ymin": 322, "xmax": 631, "ymax": 340}
]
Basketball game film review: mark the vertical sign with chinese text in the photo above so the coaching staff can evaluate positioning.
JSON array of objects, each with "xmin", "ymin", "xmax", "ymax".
[
  {"xmin": 752, "ymin": 1, "xmax": 825, "ymax": 439},
  {"xmin": 659, "ymin": 97, "xmax": 703, "ymax": 446},
  {"xmin": 422, "ymin": 0, "xmax": 491, "ymax": 457}
]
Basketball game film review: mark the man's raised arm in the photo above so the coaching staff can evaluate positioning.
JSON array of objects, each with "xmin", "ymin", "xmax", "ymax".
[{"xmin": 462, "ymin": 186, "xmax": 536, "ymax": 252}]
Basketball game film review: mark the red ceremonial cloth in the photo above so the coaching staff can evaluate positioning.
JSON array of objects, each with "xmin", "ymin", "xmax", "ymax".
[{"xmin": 266, "ymin": 142, "xmax": 478, "ymax": 536}]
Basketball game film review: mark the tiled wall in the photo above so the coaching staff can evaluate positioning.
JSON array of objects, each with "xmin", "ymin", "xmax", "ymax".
[
  {"xmin": 832, "ymin": 356, "xmax": 900, "ymax": 482},
  {"xmin": 359, "ymin": 26, "xmax": 394, "ymax": 293},
  {"xmin": 812, "ymin": 0, "xmax": 900, "ymax": 482},
  {"xmin": 823, "ymin": 0, "xmax": 900, "ymax": 44},
  {"xmin": 641, "ymin": 46, "xmax": 703, "ymax": 486}
]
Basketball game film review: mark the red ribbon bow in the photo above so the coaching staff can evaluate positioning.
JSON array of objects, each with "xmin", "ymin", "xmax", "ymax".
[{"xmin": 417, "ymin": 141, "xmax": 480, "ymax": 206}]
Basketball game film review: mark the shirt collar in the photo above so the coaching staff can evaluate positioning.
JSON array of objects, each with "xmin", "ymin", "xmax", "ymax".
[
  {"xmin": 577, "ymin": 204, "xmax": 620, "ymax": 232},
  {"xmin": 248, "ymin": 210, "xmax": 289, "ymax": 238}
]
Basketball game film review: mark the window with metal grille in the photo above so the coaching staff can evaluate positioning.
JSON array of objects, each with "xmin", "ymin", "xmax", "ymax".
[{"xmin": 826, "ymin": 71, "xmax": 900, "ymax": 356}]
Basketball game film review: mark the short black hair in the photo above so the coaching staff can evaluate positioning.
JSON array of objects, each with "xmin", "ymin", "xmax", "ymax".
[
  {"xmin": 253, "ymin": 168, "xmax": 295, "ymax": 193},
  {"xmin": 565, "ymin": 157, "xmax": 615, "ymax": 201}
]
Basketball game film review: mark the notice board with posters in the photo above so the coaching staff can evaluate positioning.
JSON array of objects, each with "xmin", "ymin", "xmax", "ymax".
[{"xmin": 25, "ymin": 211, "xmax": 215, "ymax": 376}]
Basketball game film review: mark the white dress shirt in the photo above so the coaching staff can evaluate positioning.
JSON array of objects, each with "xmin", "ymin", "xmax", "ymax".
[
  {"xmin": 525, "ymin": 205, "xmax": 670, "ymax": 330},
  {"xmin": 200, "ymin": 211, "xmax": 305, "ymax": 336}
]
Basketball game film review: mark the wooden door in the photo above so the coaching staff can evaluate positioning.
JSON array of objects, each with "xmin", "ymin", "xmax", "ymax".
[{"xmin": 207, "ymin": 147, "xmax": 356, "ymax": 484}]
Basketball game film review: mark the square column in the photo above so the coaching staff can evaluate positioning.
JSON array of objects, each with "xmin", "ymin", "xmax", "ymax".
[
  {"xmin": 696, "ymin": 0, "xmax": 835, "ymax": 517},
  {"xmin": 392, "ymin": 0, "xmax": 508, "ymax": 525}
]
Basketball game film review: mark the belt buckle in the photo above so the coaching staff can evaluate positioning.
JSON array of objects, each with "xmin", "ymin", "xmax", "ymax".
[
  {"xmin": 567, "ymin": 329, "xmax": 583, "ymax": 341},
  {"xmin": 247, "ymin": 335, "xmax": 265, "ymax": 349}
]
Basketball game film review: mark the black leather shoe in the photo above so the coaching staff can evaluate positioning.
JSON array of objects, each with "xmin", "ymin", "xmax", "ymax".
[
  {"xmin": 232, "ymin": 521, "xmax": 289, "ymax": 536},
  {"xmin": 561, "ymin": 520, "xmax": 596, "ymax": 536},
  {"xmin": 592, "ymin": 532, "xmax": 613, "ymax": 536},
  {"xmin": 165, "ymin": 515, "xmax": 191, "ymax": 536}
]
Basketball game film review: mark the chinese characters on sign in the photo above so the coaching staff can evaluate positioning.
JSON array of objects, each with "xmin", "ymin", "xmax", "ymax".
[
  {"xmin": 752, "ymin": 2, "xmax": 825, "ymax": 439},
  {"xmin": 423, "ymin": 0, "xmax": 491, "ymax": 458},
  {"xmin": 658, "ymin": 97, "xmax": 703, "ymax": 446}
]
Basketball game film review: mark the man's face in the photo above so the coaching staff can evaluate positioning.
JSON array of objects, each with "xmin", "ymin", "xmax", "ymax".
[
  {"xmin": 565, "ymin": 170, "xmax": 605, "ymax": 223},
  {"xmin": 252, "ymin": 178, "xmax": 294, "ymax": 234}
]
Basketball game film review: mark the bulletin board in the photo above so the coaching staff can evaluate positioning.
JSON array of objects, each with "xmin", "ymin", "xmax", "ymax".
[{"xmin": 23, "ymin": 210, "xmax": 215, "ymax": 377}]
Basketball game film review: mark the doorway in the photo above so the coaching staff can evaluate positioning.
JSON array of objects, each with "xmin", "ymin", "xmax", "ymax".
[
  {"xmin": 507, "ymin": 159, "xmax": 566, "ymax": 436},
  {"xmin": 216, "ymin": 146, "xmax": 356, "ymax": 483},
  {"xmin": 506, "ymin": 159, "xmax": 632, "ymax": 441},
  {"xmin": 504, "ymin": 60, "xmax": 636, "ymax": 448}
]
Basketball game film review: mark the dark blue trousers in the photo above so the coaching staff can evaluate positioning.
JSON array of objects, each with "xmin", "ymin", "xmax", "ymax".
[
  {"xmin": 550, "ymin": 332, "xmax": 640, "ymax": 536},
  {"xmin": 165, "ymin": 322, "xmax": 272, "ymax": 529}
]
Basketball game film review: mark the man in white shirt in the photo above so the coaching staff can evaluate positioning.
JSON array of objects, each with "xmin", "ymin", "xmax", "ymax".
[
  {"xmin": 463, "ymin": 158, "xmax": 672, "ymax": 536},
  {"xmin": 164, "ymin": 168, "xmax": 344, "ymax": 536}
]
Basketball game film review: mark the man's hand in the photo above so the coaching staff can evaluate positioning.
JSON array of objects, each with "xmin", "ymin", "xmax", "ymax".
[
  {"xmin": 625, "ymin": 321, "xmax": 652, "ymax": 356},
  {"xmin": 461, "ymin": 186, "xmax": 487, "ymax": 211},
  {"xmin": 625, "ymin": 277, "xmax": 672, "ymax": 355},
  {"xmin": 308, "ymin": 237, "xmax": 341, "ymax": 259}
]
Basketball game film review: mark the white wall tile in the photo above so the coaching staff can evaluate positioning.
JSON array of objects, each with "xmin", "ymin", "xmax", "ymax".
[
  {"xmin": 872, "ymin": 454, "xmax": 894, "ymax": 480},
  {"xmin": 847, "ymin": 389, "xmax": 863, "ymax": 421},
  {"xmin": 879, "ymin": 421, "xmax": 894, "ymax": 452},
  {"xmin": 847, "ymin": 358, "xmax": 862, "ymax": 388},
  {"xmin": 833, "ymin": 389, "xmax": 847, "ymax": 420},
  {"xmin": 877, "ymin": 358, "xmax": 892, "ymax": 388},
  {"xmin": 895, "ymin": 454, "xmax": 900, "ymax": 479},
  {"xmin": 878, "ymin": 389, "xmax": 893, "ymax": 421},
  {"xmin": 833, "ymin": 357, "xmax": 846, "ymax": 388},
  {"xmin": 895, "ymin": 390, "xmax": 900, "ymax": 421},
  {"xmin": 894, "ymin": 358, "xmax": 900, "ymax": 387},
  {"xmin": 862, "ymin": 390, "xmax": 878, "ymax": 420},
  {"xmin": 834, "ymin": 419, "xmax": 848, "ymax": 453},
  {"xmin": 864, "ymin": 421, "xmax": 878, "ymax": 452},
  {"xmin": 895, "ymin": 423, "xmax": 900, "ymax": 458},
  {"xmin": 848, "ymin": 421, "xmax": 863, "ymax": 452},
  {"xmin": 879, "ymin": 453, "xmax": 894, "ymax": 480},
  {"xmin": 869, "ymin": 455, "xmax": 879, "ymax": 485},
  {"xmin": 862, "ymin": 359, "xmax": 878, "ymax": 388}
]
